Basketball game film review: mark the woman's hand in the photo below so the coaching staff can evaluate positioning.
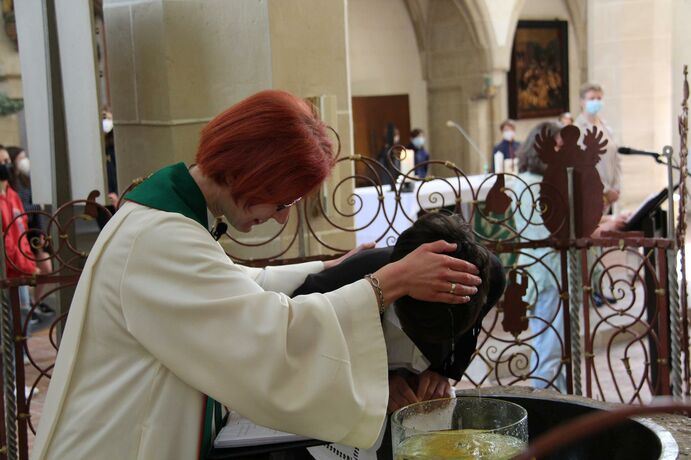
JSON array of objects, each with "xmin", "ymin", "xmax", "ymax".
[
  {"xmin": 373, "ymin": 240, "xmax": 482, "ymax": 306},
  {"xmin": 323, "ymin": 242, "xmax": 376, "ymax": 270}
]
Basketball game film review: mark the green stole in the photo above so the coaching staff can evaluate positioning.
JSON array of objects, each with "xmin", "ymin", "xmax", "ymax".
[{"xmin": 125, "ymin": 162, "xmax": 223, "ymax": 459}]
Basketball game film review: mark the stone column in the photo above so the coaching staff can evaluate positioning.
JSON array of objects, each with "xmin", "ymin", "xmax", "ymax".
[
  {"xmin": 0, "ymin": 13, "xmax": 22, "ymax": 146},
  {"xmin": 104, "ymin": 0, "xmax": 355, "ymax": 257}
]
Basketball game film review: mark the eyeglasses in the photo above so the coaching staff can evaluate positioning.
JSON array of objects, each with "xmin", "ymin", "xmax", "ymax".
[{"xmin": 276, "ymin": 197, "xmax": 302, "ymax": 212}]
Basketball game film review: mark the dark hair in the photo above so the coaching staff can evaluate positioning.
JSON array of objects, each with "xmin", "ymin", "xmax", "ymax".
[
  {"xmin": 389, "ymin": 213, "xmax": 493, "ymax": 343},
  {"xmin": 410, "ymin": 128, "xmax": 423, "ymax": 138},
  {"xmin": 384, "ymin": 123, "xmax": 399, "ymax": 146},
  {"xmin": 517, "ymin": 121, "xmax": 561, "ymax": 175},
  {"xmin": 6, "ymin": 146, "xmax": 28, "ymax": 189}
]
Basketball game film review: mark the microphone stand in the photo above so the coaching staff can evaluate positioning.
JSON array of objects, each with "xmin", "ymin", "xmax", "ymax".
[
  {"xmin": 446, "ymin": 121, "xmax": 489, "ymax": 173},
  {"xmin": 619, "ymin": 148, "xmax": 681, "ymax": 170}
]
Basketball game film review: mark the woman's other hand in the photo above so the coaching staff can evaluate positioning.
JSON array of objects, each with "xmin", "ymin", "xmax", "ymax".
[
  {"xmin": 323, "ymin": 242, "xmax": 376, "ymax": 270},
  {"xmin": 373, "ymin": 240, "xmax": 482, "ymax": 306}
]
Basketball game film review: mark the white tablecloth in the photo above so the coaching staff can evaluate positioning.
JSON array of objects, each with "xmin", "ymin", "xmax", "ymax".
[{"xmin": 354, "ymin": 174, "xmax": 497, "ymax": 246}]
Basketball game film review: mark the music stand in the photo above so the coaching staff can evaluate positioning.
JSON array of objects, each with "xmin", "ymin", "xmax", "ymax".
[{"xmin": 623, "ymin": 184, "xmax": 678, "ymax": 232}]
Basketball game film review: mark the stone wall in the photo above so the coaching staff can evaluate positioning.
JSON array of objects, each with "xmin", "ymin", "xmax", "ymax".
[
  {"xmin": 0, "ymin": 13, "xmax": 22, "ymax": 148},
  {"xmin": 588, "ymin": 0, "xmax": 672, "ymax": 211},
  {"xmin": 103, "ymin": 0, "xmax": 356, "ymax": 259},
  {"xmin": 348, "ymin": 0, "xmax": 428, "ymax": 143}
]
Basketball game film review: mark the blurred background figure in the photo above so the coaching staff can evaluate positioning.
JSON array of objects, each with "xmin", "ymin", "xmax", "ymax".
[
  {"xmin": 558, "ymin": 112, "xmax": 574, "ymax": 127},
  {"xmin": 377, "ymin": 122, "xmax": 401, "ymax": 187},
  {"xmin": 102, "ymin": 108, "xmax": 118, "ymax": 206},
  {"xmin": 574, "ymin": 82, "xmax": 622, "ymax": 211},
  {"xmin": 0, "ymin": 146, "xmax": 38, "ymax": 329},
  {"xmin": 6, "ymin": 146, "xmax": 54, "ymax": 316},
  {"xmin": 512, "ymin": 121, "xmax": 567, "ymax": 391},
  {"xmin": 407, "ymin": 128, "xmax": 429, "ymax": 178},
  {"xmin": 492, "ymin": 119, "xmax": 521, "ymax": 173}
]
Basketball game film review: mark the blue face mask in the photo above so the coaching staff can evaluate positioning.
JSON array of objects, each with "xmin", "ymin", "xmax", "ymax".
[
  {"xmin": 412, "ymin": 136, "xmax": 425, "ymax": 148},
  {"xmin": 585, "ymin": 99, "xmax": 603, "ymax": 115}
]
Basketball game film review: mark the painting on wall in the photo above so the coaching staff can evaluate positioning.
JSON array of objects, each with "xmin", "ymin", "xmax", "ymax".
[{"xmin": 508, "ymin": 20, "xmax": 569, "ymax": 119}]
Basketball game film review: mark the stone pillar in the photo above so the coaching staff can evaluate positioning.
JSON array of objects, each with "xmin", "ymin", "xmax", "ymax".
[
  {"xmin": 103, "ymin": 0, "xmax": 355, "ymax": 257},
  {"xmin": 588, "ymin": 0, "xmax": 672, "ymax": 210},
  {"xmin": 0, "ymin": 13, "xmax": 22, "ymax": 147}
]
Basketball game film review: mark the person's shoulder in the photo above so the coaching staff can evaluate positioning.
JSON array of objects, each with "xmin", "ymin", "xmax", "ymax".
[{"xmin": 122, "ymin": 201, "xmax": 210, "ymax": 238}]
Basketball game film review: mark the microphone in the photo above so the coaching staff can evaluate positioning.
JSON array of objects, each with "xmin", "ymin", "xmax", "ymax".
[
  {"xmin": 617, "ymin": 146, "xmax": 660, "ymax": 159},
  {"xmin": 211, "ymin": 219, "xmax": 228, "ymax": 240},
  {"xmin": 445, "ymin": 120, "xmax": 489, "ymax": 172}
]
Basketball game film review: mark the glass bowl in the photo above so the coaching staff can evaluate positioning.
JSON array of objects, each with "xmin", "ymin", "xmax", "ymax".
[{"xmin": 391, "ymin": 397, "xmax": 528, "ymax": 460}]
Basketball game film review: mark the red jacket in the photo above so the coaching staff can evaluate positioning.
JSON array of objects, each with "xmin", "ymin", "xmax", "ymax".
[{"xmin": 0, "ymin": 186, "xmax": 36, "ymax": 278}]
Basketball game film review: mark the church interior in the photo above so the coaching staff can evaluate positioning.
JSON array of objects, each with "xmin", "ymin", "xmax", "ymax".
[{"xmin": 1, "ymin": 0, "xmax": 691, "ymax": 458}]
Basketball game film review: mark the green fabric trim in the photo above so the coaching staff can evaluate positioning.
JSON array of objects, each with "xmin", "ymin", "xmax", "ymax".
[
  {"xmin": 124, "ymin": 162, "xmax": 209, "ymax": 228},
  {"xmin": 201, "ymin": 396, "xmax": 214, "ymax": 459}
]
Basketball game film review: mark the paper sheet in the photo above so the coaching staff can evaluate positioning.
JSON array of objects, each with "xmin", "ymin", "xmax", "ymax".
[{"xmin": 214, "ymin": 411, "xmax": 309, "ymax": 448}]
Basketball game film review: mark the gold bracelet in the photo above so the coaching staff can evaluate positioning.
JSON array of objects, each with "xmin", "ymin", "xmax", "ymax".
[{"xmin": 364, "ymin": 274, "xmax": 386, "ymax": 315}]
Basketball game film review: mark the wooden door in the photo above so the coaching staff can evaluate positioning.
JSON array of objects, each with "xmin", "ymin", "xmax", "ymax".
[{"xmin": 352, "ymin": 95, "xmax": 410, "ymax": 187}]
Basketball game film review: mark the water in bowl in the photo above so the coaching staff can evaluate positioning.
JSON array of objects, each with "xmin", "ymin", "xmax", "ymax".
[{"xmin": 395, "ymin": 429, "xmax": 525, "ymax": 460}]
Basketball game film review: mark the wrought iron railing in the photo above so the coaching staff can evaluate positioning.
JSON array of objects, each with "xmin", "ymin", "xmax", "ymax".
[{"xmin": 0, "ymin": 70, "xmax": 688, "ymax": 459}]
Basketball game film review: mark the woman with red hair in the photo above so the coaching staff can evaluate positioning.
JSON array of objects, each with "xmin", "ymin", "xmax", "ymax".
[{"xmin": 33, "ymin": 90, "xmax": 481, "ymax": 460}]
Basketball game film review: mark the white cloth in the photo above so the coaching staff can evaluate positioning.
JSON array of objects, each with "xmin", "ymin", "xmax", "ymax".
[
  {"xmin": 32, "ymin": 202, "xmax": 388, "ymax": 460},
  {"xmin": 381, "ymin": 307, "xmax": 430, "ymax": 373},
  {"xmin": 575, "ymin": 113, "xmax": 622, "ymax": 194}
]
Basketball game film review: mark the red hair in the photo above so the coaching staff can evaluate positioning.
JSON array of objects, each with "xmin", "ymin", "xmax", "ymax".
[{"xmin": 196, "ymin": 90, "xmax": 335, "ymax": 205}]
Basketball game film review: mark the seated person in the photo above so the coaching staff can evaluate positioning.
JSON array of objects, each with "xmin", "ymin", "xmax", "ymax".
[{"xmin": 293, "ymin": 213, "xmax": 506, "ymax": 411}]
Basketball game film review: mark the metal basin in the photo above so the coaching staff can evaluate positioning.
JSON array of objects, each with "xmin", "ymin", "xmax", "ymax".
[{"xmin": 482, "ymin": 394, "xmax": 677, "ymax": 460}]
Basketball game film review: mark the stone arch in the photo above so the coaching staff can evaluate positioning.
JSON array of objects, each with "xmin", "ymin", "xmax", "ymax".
[{"xmin": 404, "ymin": 0, "xmax": 495, "ymax": 174}]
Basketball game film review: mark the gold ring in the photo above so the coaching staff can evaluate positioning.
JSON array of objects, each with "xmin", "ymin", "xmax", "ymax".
[{"xmin": 449, "ymin": 282, "xmax": 456, "ymax": 295}]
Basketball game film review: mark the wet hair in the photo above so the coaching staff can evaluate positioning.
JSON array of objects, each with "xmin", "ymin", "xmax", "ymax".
[
  {"xmin": 195, "ymin": 90, "xmax": 335, "ymax": 206},
  {"xmin": 579, "ymin": 82, "xmax": 603, "ymax": 99},
  {"xmin": 389, "ymin": 213, "xmax": 498, "ymax": 344},
  {"xmin": 517, "ymin": 121, "xmax": 561, "ymax": 176},
  {"xmin": 6, "ymin": 146, "xmax": 24, "ymax": 163},
  {"xmin": 499, "ymin": 119, "xmax": 516, "ymax": 131}
]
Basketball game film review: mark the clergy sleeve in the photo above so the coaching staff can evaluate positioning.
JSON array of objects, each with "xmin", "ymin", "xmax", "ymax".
[
  {"xmin": 238, "ymin": 261, "xmax": 325, "ymax": 294},
  {"xmin": 119, "ymin": 215, "xmax": 388, "ymax": 448}
]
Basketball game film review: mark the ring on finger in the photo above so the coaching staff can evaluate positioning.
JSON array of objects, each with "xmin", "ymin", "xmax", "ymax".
[{"xmin": 449, "ymin": 282, "xmax": 456, "ymax": 295}]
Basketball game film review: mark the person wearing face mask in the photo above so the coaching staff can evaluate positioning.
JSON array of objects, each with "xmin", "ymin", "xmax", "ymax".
[
  {"xmin": 7, "ymin": 146, "xmax": 55, "ymax": 316},
  {"xmin": 32, "ymin": 90, "xmax": 483, "ymax": 460},
  {"xmin": 492, "ymin": 119, "xmax": 521, "ymax": 172},
  {"xmin": 0, "ymin": 146, "xmax": 38, "ymax": 323},
  {"xmin": 575, "ymin": 83, "xmax": 622, "ymax": 209},
  {"xmin": 407, "ymin": 128, "xmax": 430, "ymax": 178}
]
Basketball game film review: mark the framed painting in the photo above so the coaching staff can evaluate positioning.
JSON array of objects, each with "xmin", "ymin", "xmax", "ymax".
[{"xmin": 508, "ymin": 20, "xmax": 569, "ymax": 119}]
